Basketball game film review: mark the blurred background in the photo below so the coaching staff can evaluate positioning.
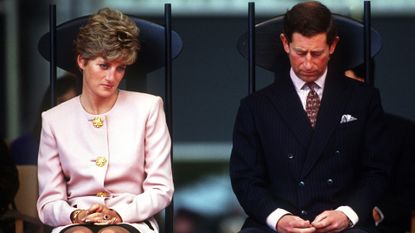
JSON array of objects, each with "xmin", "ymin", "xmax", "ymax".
[{"xmin": 1, "ymin": 0, "xmax": 415, "ymax": 233}]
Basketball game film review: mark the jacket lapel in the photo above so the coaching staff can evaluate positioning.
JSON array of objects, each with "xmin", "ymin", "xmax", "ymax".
[
  {"xmin": 265, "ymin": 75, "xmax": 313, "ymax": 149},
  {"xmin": 300, "ymin": 71, "xmax": 352, "ymax": 177}
]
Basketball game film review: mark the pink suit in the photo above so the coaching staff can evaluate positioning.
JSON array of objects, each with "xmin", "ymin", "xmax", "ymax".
[{"xmin": 37, "ymin": 90, "xmax": 173, "ymax": 233}]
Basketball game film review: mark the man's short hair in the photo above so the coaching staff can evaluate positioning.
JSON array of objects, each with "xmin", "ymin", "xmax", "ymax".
[{"xmin": 283, "ymin": 1, "xmax": 337, "ymax": 45}]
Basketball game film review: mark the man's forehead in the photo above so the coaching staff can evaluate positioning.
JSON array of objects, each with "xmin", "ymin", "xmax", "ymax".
[
  {"xmin": 291, "ymin": 32, "xmax": 328, "ymax": 41},
  {"xmin": 289, "ymin": 32, "xmax": 330, "ymax": 49},
  {"xmin": 291, "ymin": 46, "xmax": 326, "ymax": 52}
]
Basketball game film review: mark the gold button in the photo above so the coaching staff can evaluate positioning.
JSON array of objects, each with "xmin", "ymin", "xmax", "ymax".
[
  {"xmin": 95, "ymin": 156, "xmax": 107, "ymax": 167},
  {"xmin": 92, "ymin": 117, "xmax": 104, "ymax": 128},
  {"xmin": 96, "ymin": 191, "xmax": 109, "ymax": 197}
]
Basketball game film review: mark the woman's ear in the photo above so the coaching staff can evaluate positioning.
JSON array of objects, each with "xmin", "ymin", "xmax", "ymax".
[{"xmin": 76, "ymin": 55, "xmax": 85, "ymax": 71}]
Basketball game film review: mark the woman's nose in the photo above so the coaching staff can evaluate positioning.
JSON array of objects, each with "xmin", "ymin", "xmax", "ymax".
[{"xmin": 105, "ymin": 69, "xmax": 116, "ymax": 81}]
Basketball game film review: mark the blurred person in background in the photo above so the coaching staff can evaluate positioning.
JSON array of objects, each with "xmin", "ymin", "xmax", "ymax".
[
  {"xmin": 10, "ymin": 72, "xmax": 81, "ymax": 165},
  {"xmin": 346, "ymin": 64, "xmax": 415, "ymax": 233}
]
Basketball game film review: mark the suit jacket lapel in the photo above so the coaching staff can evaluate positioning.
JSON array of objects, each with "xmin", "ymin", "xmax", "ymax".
[
  {"xmin": 301, "ymin": 71, "xmax": 352, "ymax": 177},
  {"xmin": 266, "ymin": 75, "xmax": 313, "ymax": 149}
]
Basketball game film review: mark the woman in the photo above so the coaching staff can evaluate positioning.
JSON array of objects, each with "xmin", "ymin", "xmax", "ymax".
[{"xmin": 37, "ymin": 8, "xmax": 173, "ymax": 233}]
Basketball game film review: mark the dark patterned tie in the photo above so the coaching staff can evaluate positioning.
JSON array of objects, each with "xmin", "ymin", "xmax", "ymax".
[{"xmin": 305, "ymin": 82, "xmax": 320, "ymax": 128}]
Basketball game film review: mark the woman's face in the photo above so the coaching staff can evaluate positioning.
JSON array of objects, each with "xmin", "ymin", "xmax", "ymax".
[{"xmin": 78, "ymin": 56, "xmax": 127, "ymax": 100}]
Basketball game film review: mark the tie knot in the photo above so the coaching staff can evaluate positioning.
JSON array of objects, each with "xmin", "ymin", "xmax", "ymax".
[{"xmin": 305, "ymin": 82, "xmax": 318, "ymax": 91}]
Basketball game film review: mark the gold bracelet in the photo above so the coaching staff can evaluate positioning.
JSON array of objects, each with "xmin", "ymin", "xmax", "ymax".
[
  {"xmin": 70, "ymin": 209, "xmax": 84, "ymax": 223},
  {"xmin": 109, "ymin": 209, "xmax": 122, "ymax": 223}
]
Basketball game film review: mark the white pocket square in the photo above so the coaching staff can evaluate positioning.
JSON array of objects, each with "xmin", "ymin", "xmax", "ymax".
[{"xmin": 340, "ymin": 114, "xmax": 357, "ymax": 124}]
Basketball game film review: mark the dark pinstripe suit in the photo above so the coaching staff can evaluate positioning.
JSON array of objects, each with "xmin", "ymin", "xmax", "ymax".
[{"xmin": 230, "ymin": 67, "xmax": 390, "ymax": 232}]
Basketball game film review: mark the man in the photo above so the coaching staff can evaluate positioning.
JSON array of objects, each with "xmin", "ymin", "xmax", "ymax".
[{"xmin": 230, "ymin": 1, "xmax": 390, "ymax": 233}]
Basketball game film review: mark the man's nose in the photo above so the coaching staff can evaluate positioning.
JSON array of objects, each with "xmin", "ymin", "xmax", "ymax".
[{"xmin": 303, "ymin": 53, "xmax": 313, "ymax": 69}]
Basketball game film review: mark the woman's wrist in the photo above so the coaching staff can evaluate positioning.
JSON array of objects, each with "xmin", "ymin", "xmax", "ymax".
[
  {"xmin": 70, "ymin": 209, "xmax": 86, "ymax": 223},
  {"xmin": 108, "ymin": 209, "xmax": 122, "ymax": 223}
]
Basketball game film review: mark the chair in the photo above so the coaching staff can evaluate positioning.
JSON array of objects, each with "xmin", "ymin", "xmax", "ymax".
[
  {"xmin": 0, "ymin": 139, "xmax": 43, "ymax": 233},
  {"xmin": 13, "ymin": 165, "xmax": 44, "ymax": 233},
  {"xmin": 0, "ymin": 204, "xmax": 43, "ymax": 233},
  {"xmin": 14, "ymin": 165, "xmax": 39, "ymax": 220}
]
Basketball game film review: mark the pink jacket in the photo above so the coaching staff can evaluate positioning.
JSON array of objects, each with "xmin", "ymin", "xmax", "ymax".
[{"xmin": 37, "ymin": 90, "xmax": 173, "ymax": 232}]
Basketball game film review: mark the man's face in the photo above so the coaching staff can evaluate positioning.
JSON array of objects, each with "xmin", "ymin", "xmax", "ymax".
[{"xmin": 281, "ymin": 32, "xmax": 339, "ymax": 83}]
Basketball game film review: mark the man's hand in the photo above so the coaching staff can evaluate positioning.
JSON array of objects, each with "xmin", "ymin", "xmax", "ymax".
[
  {"xmin": 311, "ymin": 210, "xmax": 350, "ymax": 232},
  {"xmin": 276, "ymin": 214, "xmax": 316, "ymax": 233},
  {"xmin": 372, "ymin": 206, "xmax": 383, "ymax": 226}
]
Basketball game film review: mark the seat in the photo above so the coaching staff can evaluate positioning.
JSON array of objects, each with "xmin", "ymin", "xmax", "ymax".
[
  {"xmin": 0, "ymin": 205, "xmax": 43, "ymax": 233},
  {"xmin": 1, "ymin": 138, "xmax": 43, "ymax": 233},
  {"xmin": 10, "ymin": 165, "xmax": 43, "ymax": 233},
  {"xmin": 14, "ymin": 165, "xmax": 39, "ymax": 220}
]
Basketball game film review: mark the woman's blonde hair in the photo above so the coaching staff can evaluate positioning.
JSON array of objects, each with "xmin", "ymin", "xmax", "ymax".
[{"xmin": 75, "ymin": 8, "xmax": 140, "ymax": 65}]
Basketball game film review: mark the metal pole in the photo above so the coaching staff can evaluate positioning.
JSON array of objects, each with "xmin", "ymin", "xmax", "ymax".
[
  {"xmin": 248, "ymin": 2, "xmax": 256, "ymax": 94},
  {"xmin": 4, "ymin": 0, "xmax": 20, "ymax": 139},
  {"xmin": 164, "ymin": 3, "xmax": 174, "ymax": 233},
  {"xmin": 363, "ymin": 1, "xmax": 373, "ymax": 86},
  {"xmin": 49, "ymin": 4, "xmax": 57, "ymax": 107}
]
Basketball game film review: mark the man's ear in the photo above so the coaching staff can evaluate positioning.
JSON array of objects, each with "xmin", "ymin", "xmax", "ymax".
[
  {"xmin": 329, "ymin": 36, "xmax": 340, "ymax": 55},
  {"xmin": 280, "ymin": 33, "xmax": 290, "ymax": 54}
]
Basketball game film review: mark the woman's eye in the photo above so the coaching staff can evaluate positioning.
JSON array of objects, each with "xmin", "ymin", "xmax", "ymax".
[
  {"xmin": 99, "ymin": 64, "xmax": 109, "ymax": 69},
  {"xmin": 117, "ymin": 66, "xmax": 127, "ymax": 72}
]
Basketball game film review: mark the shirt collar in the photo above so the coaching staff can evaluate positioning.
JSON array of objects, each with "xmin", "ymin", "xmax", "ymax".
[{"xmin": 290, "ymin": 68, "xmax": 327, "ymax": 91}]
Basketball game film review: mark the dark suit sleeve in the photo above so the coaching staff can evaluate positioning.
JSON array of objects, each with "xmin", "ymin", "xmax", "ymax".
[
  {"xmin": 346, "ymin": 89, "xmax": 391, "ymax": 221},
  {"xmin": 229, "ymin": 99, "xmax": 280, "ymax": 224}
]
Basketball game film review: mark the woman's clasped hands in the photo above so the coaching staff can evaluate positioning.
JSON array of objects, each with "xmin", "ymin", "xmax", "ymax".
[{"xmin": 71, "ymin": 204, "xmax": 122, "ymax": 225}]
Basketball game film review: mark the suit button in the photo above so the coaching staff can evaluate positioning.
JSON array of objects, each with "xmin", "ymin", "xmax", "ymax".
[
  {"xmin": 96, "ymin": 156, "xmax": 107, "ymax": 167},
  {"xmin": 288, "ymin": 153, "xmax": 294, "ymax": 159},
  {"xmin": 298, "ymin": 181, "xmax": 305, "ymax": 187},
  {"xmin": 327, "ymin": 178, "xmax": 334, "ymax": 185},
  {"xmin": 92, "ymin": 116, "xmax": 104, "ymax": 128},
  {"xmin": 96, "ymin": 191, "xmax": 109, "ymax": 197},
  {"xmin": 301, "ymin": 210, "xmax": 308, "ymax": 216}
]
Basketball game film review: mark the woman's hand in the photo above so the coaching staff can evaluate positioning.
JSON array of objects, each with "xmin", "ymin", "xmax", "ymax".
[
  {"xmin": 70, "ymin": 204, "xmax": 122, "ymax": 225},
  {"xmin": 85, "ymin": 204, "xmax": 122, "ymax": 225},
  {"xmin": 70, "ymin": 209, "xmax": 89, "ymax": 224}
]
